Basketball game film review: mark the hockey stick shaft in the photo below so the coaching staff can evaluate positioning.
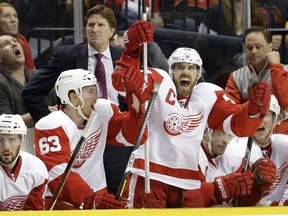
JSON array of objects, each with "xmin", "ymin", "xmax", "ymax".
[
  {"xmin": 243, "ymin": 137, "xmax": 253, "ymax": 172},
  {"xmin": 242, "ymin": 76, "xmax": 259, "ymax": 172},
  {"xmin": 48, "ymin": 111, "xmax": 98, "ymax": 210},
  {"xmin": 236, "ymin": 76, "xmax": 259, "ymax": 206},
  {"xmin": 242, "ymin": 75, "xmax": 259, "ymax": 172},
  {"xmin": 141, "ymin": 0, "xmax": 151, "ymax": 194},
  {"xmin": 116, "ymin": 82, "xmax": 160, "ymax": 200},
  {"xmin": 235, "ymin": 136, "xmax": 253, "ymax": 207}
]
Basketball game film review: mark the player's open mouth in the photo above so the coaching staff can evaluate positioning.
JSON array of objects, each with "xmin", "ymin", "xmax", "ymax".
[
  {"xmin": 180, "ymin": 79, "xmax": 190, "ymax": 87},
  {"xmin": 257, "ymin": 126, "xmax": 265, "ymax": 132}
]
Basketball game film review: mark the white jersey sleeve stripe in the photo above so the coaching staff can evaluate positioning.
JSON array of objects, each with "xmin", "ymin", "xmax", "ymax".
[{"xmin": 48, "ymin": 163, "xmax": 67, "ymax": 183}]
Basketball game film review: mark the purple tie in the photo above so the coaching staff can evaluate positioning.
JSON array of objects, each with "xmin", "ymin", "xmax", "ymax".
[{"xmin": 94, "ymin": 53, "xmax": 107, "ymax": 99}]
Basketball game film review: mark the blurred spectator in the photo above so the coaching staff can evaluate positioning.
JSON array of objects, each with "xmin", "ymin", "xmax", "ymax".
[
  {"xmin": 20, "ymin": 0, "xmax": 73, "ymax": 32},
  {"xmin": 255, "ymin": 0, "xmax": 288, "ymax": 62},
  {"xmin": 197, "ymin": 0, "xmax": 258, "ymax": 88},
  {"xmin": 0, "ymin": 35, "xmax": 57, "ymax": 153},
  {"xmin": 0, "ymin": 2, "xmax": 35, "ymax": 70},
  {"xmin": 85, "ymin": 0, "xmax": 164, "ymax": 30},
  {"xmin": 198, "ymin": 0, "xmax": 288, "ymax": 87},
  {"xmin": 199, "ymin": 0, "xmax": 288, "ymax": 54},
  {"xmin": 160, "ymin": 0, "xmax": 218, "ymax": 31},
  {"xmin": 0, "ymin": 35, "xmax": 37, "ymax": 127},
  {"xmin": 0, "ymin": 34, "xmax": 57, "ymax": 125},
  {"xmin": 199, "ymin": 0, "xmax": 261, "ymax": 36}
]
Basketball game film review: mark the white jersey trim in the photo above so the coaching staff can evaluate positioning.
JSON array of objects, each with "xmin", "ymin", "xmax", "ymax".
[{"xmin": 48, "ymin": 163, "xmax": 67, "ymax": 183}]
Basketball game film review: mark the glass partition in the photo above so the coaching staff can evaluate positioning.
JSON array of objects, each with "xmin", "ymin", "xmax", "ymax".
[{"xmin": 8, "ymin": 0, "xmax": 288, "ymax": 88}]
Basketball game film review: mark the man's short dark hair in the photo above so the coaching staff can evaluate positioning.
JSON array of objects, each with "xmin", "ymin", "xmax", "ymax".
[{"xmin": 243, "ymin": 26, "xmax": 272, "ymax": 44}]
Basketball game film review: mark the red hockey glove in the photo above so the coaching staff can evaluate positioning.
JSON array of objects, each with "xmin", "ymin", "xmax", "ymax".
[
  {"xmin": 112, "ymin": 67, "xmax": 127, "ymax": 92},
  {"xmin": 123, "ymin": 20, "xmax": 155, "ymax": 58},
  {"xmin": 83, "ymin": 189, "xmax": 95, "ymax": 209},
  {"xmin": 248, "ymin": 80, "xmax": 271, "ymax": 116},
  {"xmin": 253, "ymin": 158, "xmax": 276, "ymax": 184},
  {"xmin": 253, "ymin": 158, "xmax": 276, "ymax": 195},
  {"xmin": 112, "ymin": 49, "xmax": 142, "ymax": 93},
  {"xmin": 213, "ymin": 171, "xmax": 254, "ymax": 203},
  {"xmin": 116, "ymin": 52, "xmax": 140, "ymax": 69},
  {"xmin": 112, "ymin": 62, "xmax": 150, "ymax": 104},
  {"xmin": 123, "ymin": 65, "xmax": 150, "ymax": 104},
  {"xmin": 94, "ymin": 191, "xmax": 127, "ymax": 209},
  {"xmin": 182, "ymin": 188, "xmax": 206, "ymax": 207}
]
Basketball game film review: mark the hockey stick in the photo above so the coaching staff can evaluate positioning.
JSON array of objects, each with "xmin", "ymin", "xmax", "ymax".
[
  {"xmin": 235, "ymin": 136, "xmax": 253, "ymax": 207},
  {"xmin": 242, "ymin": 76, "xmax": 259, "ymax": 172},
  {"xmin": 141, "ymin": 0, "xmax": 151, "ymax": 194},
  {"xmin": 242, "ymin": 137, "xmax": 253, "ymax": 172},
  {"xmin": 47, "ymin": 111, "xmax": 98, "ymax": 210},
  {"xmin": 236, "ymin": 76, "xmax": 259, "ymax": 206},
  {"xmin": 116, "ymin": 82, "xmax": 161, "ymax": 200}
]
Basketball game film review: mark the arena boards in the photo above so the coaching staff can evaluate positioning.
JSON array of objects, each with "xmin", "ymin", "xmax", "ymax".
[{"xmin": 1, "ymin": 207, "xmax": 288, "ymax": 216}]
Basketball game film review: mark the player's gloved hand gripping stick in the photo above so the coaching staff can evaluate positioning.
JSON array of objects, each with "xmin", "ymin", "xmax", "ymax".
[
  {"xmin": 236, "ymin": 76, "xmax": 271, "ymax": 206},
  {"xmin": 116, "ymin": 82, "xmax": 160, "ymax": 200}
]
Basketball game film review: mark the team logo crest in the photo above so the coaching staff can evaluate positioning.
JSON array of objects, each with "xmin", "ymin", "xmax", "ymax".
[
  {"xmin": 0, "ymin": 195, "xmax": 27, "ymax": 211},
  {"xmin": 163, "ymin": 112, "xmax": 203, "ymax": 136},
  {"xmin": 269, "ymin": 162, "xmax": 288, "ymax": 192},
  {"xmin": 73, "ymin": 126, "xmax": 102, "ymax": 168}
]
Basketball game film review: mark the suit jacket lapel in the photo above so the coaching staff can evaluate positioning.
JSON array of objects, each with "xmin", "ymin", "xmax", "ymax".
[{"xmin": 76, "ymin": 43, "xmax": 89, "ymax": 69}]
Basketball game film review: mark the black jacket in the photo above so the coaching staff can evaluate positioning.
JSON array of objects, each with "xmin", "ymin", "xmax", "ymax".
[{"xmin": 22, "ymin": 43, "xmax": 126, "ymax": 122}]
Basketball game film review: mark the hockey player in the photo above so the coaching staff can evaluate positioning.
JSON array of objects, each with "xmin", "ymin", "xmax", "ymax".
[
  {"xmin": 227, "ymin": 95, "xmax": 288, "ymax": 206},
  {"xmin": 34, "ymin": 69, "xmax": 146, "ymax": 210},
  {"xmin": 200, "ymin": 124, "xmax": 276, "ymax": 207},
  {"xmin": 0, "ymin": 114, "xmax": 48, "ymax": 211},
  {"xmin": 199, "ymin": 128, "xmax": 237, "ymax": 183},
  {"xmin": 111, "ymin": 20, "xmax": 272, "ymax": 208}
]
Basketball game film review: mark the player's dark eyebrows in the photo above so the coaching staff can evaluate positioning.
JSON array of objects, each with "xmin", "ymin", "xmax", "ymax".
[{"xmin": 188, "ymin": 64, "xmax": 198, "ymax": 69}]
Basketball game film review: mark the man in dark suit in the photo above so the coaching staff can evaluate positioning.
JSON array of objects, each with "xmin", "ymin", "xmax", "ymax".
[{"xmin": 22, "ymin": 4, "xmax": 129, "ymax": 195}]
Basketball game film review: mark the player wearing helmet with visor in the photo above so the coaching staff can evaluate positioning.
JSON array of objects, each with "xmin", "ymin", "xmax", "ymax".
[
  {"xmin": 0, "ymin": 114, "xmax": 48, "ymax": 211},
  {"xmin": 0, "ymin": 114, "xmax": 27, "ymax": 168},
  {"xmin": 226, "ymin": 95, "xmax": 288, "ymax": 206},
  {"xmin": 202, "ymin": 128, "xmax": 234, "ymax": 158},
  {"xmin": 112, "ymin": 21, "xmax": 274, "ymax": 208},
  {"xmin": 35, "ymin": 69, "xmax": 146, "ymax": 210},
  {"xmin": 253, "ymin": 95, "xmax": 280, "ymax": 148},
  {"xmin": 169, "ymin": 48, "xmax": 202, "ymax": 98},
  {"xmin": 55, "ymin": 69, "xmax": 101, "ymax": 121}
]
